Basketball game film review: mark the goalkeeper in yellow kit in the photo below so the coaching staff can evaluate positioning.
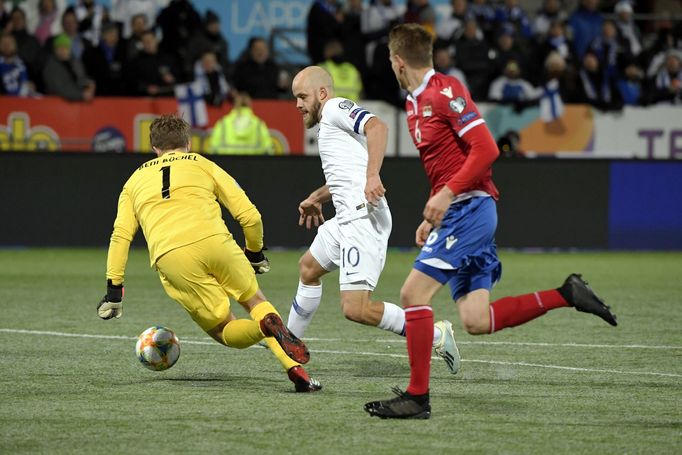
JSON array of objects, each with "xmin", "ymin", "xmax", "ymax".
[{"xmin": 97, "ymin": 114, "xmax": 321, "ymax": 392}]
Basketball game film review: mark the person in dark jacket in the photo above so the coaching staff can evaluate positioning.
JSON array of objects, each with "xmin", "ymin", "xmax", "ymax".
[
  {"xmin": 232, "ymin": 37, "xmax": 284, "ymax": 99},
  {"xmin": 42, "ymin": 33, "xmax": 95, "ymax": 101},
  {"xmin": 306, "ymin": 0, "xmax": 342, "ymax": 64},
  {"xmin": 127, "ymin": 29, "xmax": 179, "ymax": 96},
  {"xmin": 82, "ymin": 22, "xmax": 126, "ymax": 95}
]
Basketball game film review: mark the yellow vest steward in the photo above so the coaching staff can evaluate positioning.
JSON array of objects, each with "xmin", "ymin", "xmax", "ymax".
[
  {"xmin": 209, "ymin": 107, "xmax": 274, "ymax": 155},
  {"xmin": 106, "ymin": 152, "xmax": 263, "ymax": 284},
  {"xmin": 321, "ymin": 60, "xmax": 363, "ymax": 102}
]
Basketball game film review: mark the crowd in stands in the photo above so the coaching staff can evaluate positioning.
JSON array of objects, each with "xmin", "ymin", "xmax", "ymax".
[{"xmin": 1, "ymin": 0, "xmax": 681, "ymax": 110}]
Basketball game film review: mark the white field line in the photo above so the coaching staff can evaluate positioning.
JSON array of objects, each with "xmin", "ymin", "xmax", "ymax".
[{"xmin": 1, "ymin": 328, "xmax": 681, "ymax": 379}]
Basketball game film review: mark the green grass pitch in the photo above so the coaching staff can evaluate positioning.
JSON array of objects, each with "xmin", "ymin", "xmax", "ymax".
[{"xmin": 1, "ymin": 248, "xmax": 681, "ymax": 453}]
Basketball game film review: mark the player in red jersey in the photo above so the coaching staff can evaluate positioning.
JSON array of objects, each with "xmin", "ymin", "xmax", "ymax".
[{"xmin": 364, "ymin": 24, "xmax": 618, "ymax": 419}]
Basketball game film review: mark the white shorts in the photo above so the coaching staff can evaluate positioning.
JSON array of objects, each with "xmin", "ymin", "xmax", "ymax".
[{"xmin": 310, "ymin": 207, "xmax": 392, "ymax": 291}]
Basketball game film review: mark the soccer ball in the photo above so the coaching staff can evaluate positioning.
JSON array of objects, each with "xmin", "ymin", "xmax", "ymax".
[{"xmin": 135, "ymin": 326, "xmax": 181, "ymax": 371}]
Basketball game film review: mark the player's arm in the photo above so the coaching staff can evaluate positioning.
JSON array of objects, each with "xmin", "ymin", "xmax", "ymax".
[
  {"xmin": 363, "ymin": 116, "xmax": 388, "ymax": 204},
  {"xmin": 212, "ymin": 164, "xmax": 270, "ymax": 273},
  {"xmin": 299, "ymin": 185, "xmax": 330, "ymax": 230},
  {"xmin": 99, "ymin": 188, "xmax": 138, "ymax": 320}
]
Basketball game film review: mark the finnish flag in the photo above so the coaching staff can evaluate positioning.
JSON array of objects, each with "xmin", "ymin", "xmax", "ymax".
[
  {"xmin": 175, "ymin": 81, "xmax": 208, "ymax": 127},
  {"xmin": 539, "ymin": 79, "xmax": 564, "ymax": 122}
]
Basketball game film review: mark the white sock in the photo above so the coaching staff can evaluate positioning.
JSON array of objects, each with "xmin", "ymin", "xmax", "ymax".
[
  {"xmin": 377, "ymin": 301, "xmax": 406, "ymax": 335},
  {"xmin": 433, "ymin": 326, "xmax": 442, "ymax": 346},
  {"xmin": 287, "ymin": 281, "xmax": 322, "ymax": 338}
]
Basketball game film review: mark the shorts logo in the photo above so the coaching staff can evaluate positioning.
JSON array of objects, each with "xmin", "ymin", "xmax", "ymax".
[
  {"xmin": 449, "ymin": 97, "xmax": 466, "ymax": 113},
  {"xmin": 338, "ymin": 99, "xmax": 354, "ymax": 110},
  {"xmin": 426, "ymin": 231, "xmax": 438, "ymax": 246},
  {"xmin": 446, "ymin": 236, "xmax": 458, "ymax": 250}
]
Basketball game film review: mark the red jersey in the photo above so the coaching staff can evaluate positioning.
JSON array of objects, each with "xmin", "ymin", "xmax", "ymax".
[{"xmin": 405, "ymin": 70, "xmax": 500, "ymax": 199}]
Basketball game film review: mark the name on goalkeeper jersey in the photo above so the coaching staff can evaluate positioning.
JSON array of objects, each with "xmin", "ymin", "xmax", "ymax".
[{"xmin": 138, "ymin": 154, "xmax": 198, "ymax": 170}]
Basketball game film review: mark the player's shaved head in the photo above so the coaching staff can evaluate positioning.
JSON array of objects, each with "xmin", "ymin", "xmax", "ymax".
[
  {"xmin": 292, "ymin": 66, "xmax": 334, "ymax": 95},
  {"xmin": 292, "ymin": 66, "xmax": 335, "ymax": 129}
]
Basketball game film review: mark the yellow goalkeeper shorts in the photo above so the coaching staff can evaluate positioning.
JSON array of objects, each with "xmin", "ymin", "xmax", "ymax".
[{"xmin": 155, "ymin": 234, "xmax": 259, "ymax": 331}]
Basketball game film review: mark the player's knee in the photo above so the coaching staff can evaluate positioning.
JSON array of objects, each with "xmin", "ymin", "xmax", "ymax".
[
  {"xmin": 399, "ymin": 286, "xmax": 418, "ymax": 308},
  {"xmin": 298, "ymin": 258, "xmax": 319, "ymax": 284},
  {"xmin": 460, "ymin": 312, "xmax": 490, "ymax": 335},
  {"xmin": 340, "ymin": 300, "xmax": 364, "ymax": 323}
]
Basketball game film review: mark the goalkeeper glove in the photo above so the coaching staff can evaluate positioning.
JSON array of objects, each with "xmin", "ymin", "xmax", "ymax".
[
  {"xmin": 97, "ymin": 280, "xmax": 124, "ymax": 320},
  {"xmin": 244, "ymin": 248, "xmax": 271, "ymax": 274}
]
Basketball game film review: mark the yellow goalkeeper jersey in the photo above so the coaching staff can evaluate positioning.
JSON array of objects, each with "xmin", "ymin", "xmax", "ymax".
[{"xmin": 106, "ymin": 151, "xmax": 263, "ymax": 284}]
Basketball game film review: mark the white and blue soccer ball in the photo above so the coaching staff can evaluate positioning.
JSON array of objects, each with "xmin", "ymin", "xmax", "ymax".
[{"xmin": 135, "ymin": 326, "xmax": 181, "ymax": 371}]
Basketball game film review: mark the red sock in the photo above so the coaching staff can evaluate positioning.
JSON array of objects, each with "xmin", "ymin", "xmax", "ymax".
[
  {"xmin": 404, "ymin": 305, "xmax": 434, "ymax": 396},
  {"xmin": 489, "ymin": 290, "xmax": 567, "ymax": 333}
]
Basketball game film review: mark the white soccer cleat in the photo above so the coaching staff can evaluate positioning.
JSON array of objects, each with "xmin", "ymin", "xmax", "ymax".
[{"xmin": 434, "ymin": 320, "xmax": 461, "ymax": 375}]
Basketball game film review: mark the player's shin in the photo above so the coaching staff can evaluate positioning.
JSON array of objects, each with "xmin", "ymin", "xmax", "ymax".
[
  {"xmin": 221, "ymin": 319, "xmax": 264, "ymax": 348},
  {"xmin": 287, "ymin": 281, "xmax": 322, "ymax": 338},
  {"xmin": 377, "ymin": 301, "xmax": 406, "ymax": 335},
  {"xmin": 404, "ymin": 305, "xmax": 434, "ymax": 396}
]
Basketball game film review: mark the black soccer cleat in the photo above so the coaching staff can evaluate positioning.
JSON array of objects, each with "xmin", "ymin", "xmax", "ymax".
[
  {"xmin": 260, "ymin": 313, "xmax": 310, "ymax": 364},
  {"xmin": 364, "ymin": 387, "xmax": 431, "ymax": 419},
  {"xmin": 558, "ymin": 273, "xmax": 617, "ymax": 326},
  {"xmin": 288, "ymin": 366, "xmax": 322, "ymax": 393}
]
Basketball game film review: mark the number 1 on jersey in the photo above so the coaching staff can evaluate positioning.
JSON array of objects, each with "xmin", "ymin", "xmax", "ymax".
[{"xmin": 161, "ymin": 166, "xmax": 171, "ymax": 199}]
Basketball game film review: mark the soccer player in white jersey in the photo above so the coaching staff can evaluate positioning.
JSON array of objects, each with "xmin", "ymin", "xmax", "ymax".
[{"xmin": 287, "ymin": 66, "xmax": 461, "ymax": 375}]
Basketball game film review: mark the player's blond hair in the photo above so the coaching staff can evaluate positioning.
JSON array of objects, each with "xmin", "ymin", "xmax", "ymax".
[
  {"xmin": 388, "ymin": 24, "xmax": 434, "ymax": 68},
  {"xmin": 150, "ymin": 114, "xmax": 191, "ymax": 151}
]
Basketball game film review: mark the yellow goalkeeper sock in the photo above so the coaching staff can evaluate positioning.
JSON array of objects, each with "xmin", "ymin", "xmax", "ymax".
[
  {"xmin": 250, "ymin": 301, "xmax": 300, "ymax": 371},
  {"xmin": 221, "ymin": 319, "xmax": 263, "ymax": 349}
]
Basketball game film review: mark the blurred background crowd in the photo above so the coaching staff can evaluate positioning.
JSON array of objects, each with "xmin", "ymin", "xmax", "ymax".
[{"xmin": 1, "ymin": 0, "xmax": 681, "ymax": 111}]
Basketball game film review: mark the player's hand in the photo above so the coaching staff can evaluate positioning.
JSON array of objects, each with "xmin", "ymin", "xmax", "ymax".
[
  {"xmin": 415, "ymin": 220, "xmax": 433, "ymax": 247},
  {"xmin": 97, "ymin": 280, "xmax": 124, "ymax": 320},
  {"xmin": 423, "ymin": 187, "xmax": 454, "ymax": 227},
  {"xmin": 298, "ymin": 198, "xmax": 325, "ymax": 229},
  {"xmin": 365, "ymin": 174, "xmax": 386, "ymax": 204},
  {"xmin": 245, "ymin": 248, "xmax": 271, "ymax": 274}
]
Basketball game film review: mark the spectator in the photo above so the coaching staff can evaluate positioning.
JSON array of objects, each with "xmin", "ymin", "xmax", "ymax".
[
  {"xmin": 488, "ymin": 59, "xmax": 540, "ymax": 103},
  {"xmin": 494, "ymin": 0, "xmax": 532, "ymax": 40},
  {"xmin": 8, "ymin": 7, "xmax": 44, "ymax": 90},
  {"xmin": 568, "ymin": 0, "xmax": 603, "ymax": 61},
  {"xmin": 110, "ymin": 0, "xmax": 165, "ymax": 39},
  {"xmin": 341, "ymin": 0, "xmax": 367, "ymax": 81},
  {"xmin": 537, "ymin": 20, "xmax": 573, "ymax": 65},
  {"xmin": 123, "ymin": 13, "xmax": 147, "ymax": 62},
  {"xmin": 0, "ymin": 32, "xmax": 34, "ymax": 96},
  {"xmin": 127, "ymin": 29, "xmax": 179, "ymax": 96},
  {"xmin": 307, "ymin": 0, "xmax": 342, "ymax": 64},
  {"xmin": 404, "ymin": 0, "xmax": 436, "ymax": 36},
  {"xmin": 614, "ymin": 0, "xmax": 641, "ymax": 57},
  {"xmin": 433, "ymin": 45, "xmax": 468, "ymax": 87},
  {"xmin": 209, "ymin": 92, "xmax": 274, "ymax": 155},
  {"xmin": 361, "ymin": 0, "xmax": 403, "ymax": 70},
  {"xmin": 232, "ymin": 37, "xmax": 284, "ymax": 99},
  {"xmin": 533, "ymin": 0, "xmax": 568, "ymax": 38},
  {"xmin": 42, "ymin": 33, "xmax": 95, "ymax": 101},
  {"xmin": 577, "ymin": 51, "xmax": 623, "ymax": 111},
  {"xmin": 491, "ymin": 23, "xmax": 529, "ymax": 81},
  {"xmin": 82, "ymin": 21, "xmax": 126, "ymax": 95},
  {"xmin": 0, "ymin": 0, "xmax": 10, "ymax": 30},
  {"xmin": 468, "ymin": 0, "xmax": 496, "ymax": 41},
  {"xmin": 588, "ymin": 20, "xmax": 630, "ymax": 86},
  {"xmin": 75, "ymin": 0, "xmax": 108, "ymax": 46},
  {"xmin": 44, "ymin": 7, "xmax": 87, "ymax": 60},
  {"xmin": 649, "ymin": 51, "xmax": 682, "ymax": 105},
  {"xmin": 436, "ymin": 0, "xmax": 470, "ymax": 43},
  {"xmin": 543, "ymin": 50, "xmax": 580, "ymax": 103},
  {"xmin": 194, "ymin": 50, "xmax": 229, "ymax": 107},
  {"xmin": 455, "ymin": 18, "xmax": 494, "ymax": 100},
  {"xmin": 617, "ymin": 62, "xmax": 643, "ymax": 105},
  {"xmin": 320, "ymin": 39, "xmax": 363, "ymax": 101},
  {"xmin": 645, "ymin": 26, "xmax": 680, "ymax": 79},
  {"xmin": 156, "ymin": 0, "xmax": 202, "ymax": 81},
  {"xmin": 187, "ymin": 10, "xmax": 229, "ymax": 78},
  {"xmin": 34, "ymin": 0, "xmax": 64, "ymax": 45}
]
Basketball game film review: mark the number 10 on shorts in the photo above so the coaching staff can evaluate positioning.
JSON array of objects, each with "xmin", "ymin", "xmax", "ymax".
[{"xmin": 342, "ymin": 246, "xmax": 360, "ymax": 269}]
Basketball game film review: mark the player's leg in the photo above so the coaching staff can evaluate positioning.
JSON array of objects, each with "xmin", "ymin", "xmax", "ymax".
[
  {"xmin": 365, "ymin": 268, "xmax": 443, "ymax": 419},
  {"xmin": 286, "ymin": 249, "xmax": 331, "ymax": 338}
]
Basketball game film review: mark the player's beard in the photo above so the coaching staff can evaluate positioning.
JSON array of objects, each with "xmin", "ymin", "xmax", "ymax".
[{"xmin": 304, "ymin": 99, "xmax": 322, "ymax": 129}]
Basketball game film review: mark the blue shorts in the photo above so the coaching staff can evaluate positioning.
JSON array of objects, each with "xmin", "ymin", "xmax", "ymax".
[{"xmin": 414, "ymin": 196, "xmax": 502, "ymax": 301}]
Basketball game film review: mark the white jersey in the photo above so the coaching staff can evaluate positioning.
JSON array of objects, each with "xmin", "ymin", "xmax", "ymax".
[{"xmin": 318, "ymin": 97, "xmax": 388, "ymax": 223}]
